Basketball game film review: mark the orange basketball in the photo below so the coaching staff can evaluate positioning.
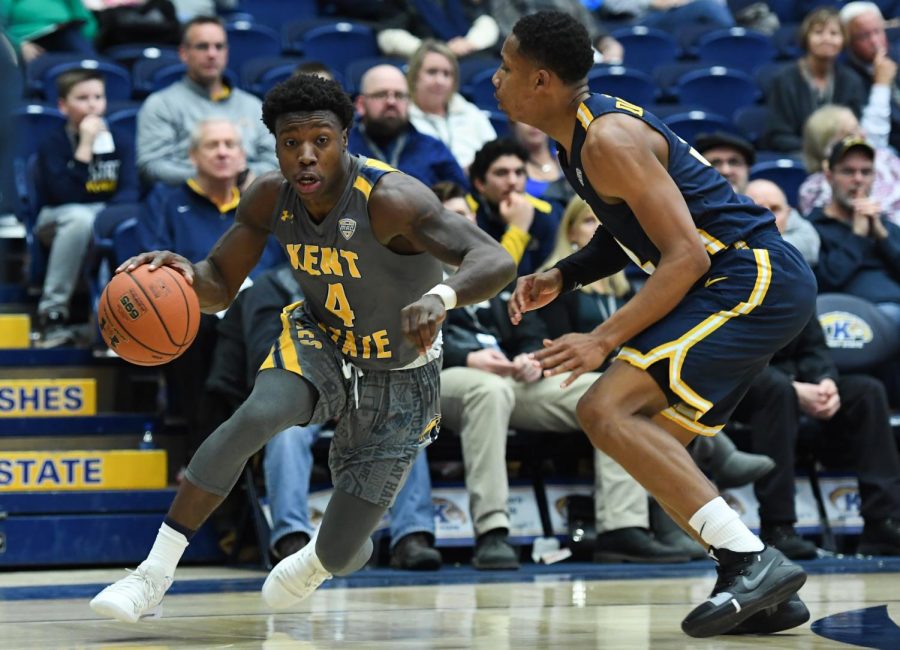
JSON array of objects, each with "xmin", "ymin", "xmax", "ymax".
[{"xmin": 98, "ymin": 265, "xmax": 200, "ymax": 366}]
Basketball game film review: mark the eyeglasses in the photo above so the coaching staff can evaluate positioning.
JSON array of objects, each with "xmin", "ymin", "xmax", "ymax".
[
  {"xmin": 363, "ymin": 90, "xmax": 409, "ymax": 101},
  {"xmin": 187, "ymin": 42, "xmax": 227, "ymax": 51}
]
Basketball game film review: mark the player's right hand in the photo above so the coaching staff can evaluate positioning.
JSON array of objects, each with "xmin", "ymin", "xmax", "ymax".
[
  {"xmin": 116, "ymin": 251, "xmax": 195, "ymax": 284},
  {"xmin": 508, "ymin": 269, "xmax": 563, "ymax": 325}
]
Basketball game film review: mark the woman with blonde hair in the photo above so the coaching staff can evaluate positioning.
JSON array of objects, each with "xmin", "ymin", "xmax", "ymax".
[
  {"xmin": 407, "ymin": 39, "xmax": 496, "ymax": 170},
  {"xmin": 798, "ymin": 103, "xmax": 900, "ymax": 221}
]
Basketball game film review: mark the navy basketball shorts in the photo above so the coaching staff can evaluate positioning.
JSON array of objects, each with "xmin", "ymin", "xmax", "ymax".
[
  {"xmin": 617, "ymin": 235, "xmax": 817, "ymax": 436},
  {"xmin": 259, "ymin": 302, "xmax": 442, "ymax": 508}
]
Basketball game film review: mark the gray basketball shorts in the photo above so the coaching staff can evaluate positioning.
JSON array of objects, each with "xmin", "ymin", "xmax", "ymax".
[{"xmin": 259, "ymin": 302, "xmax": 441, "ymax": 508}]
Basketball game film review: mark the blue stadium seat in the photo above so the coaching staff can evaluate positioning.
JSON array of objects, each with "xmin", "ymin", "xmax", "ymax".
[
  {"xmin": 42, "ymin": 59, "xmax": 132, "ymax": 103},
  {"xmin": 345, "ymin": 57, "xmax": 406, "ymax": 96},
  {"xmin": 773, "ymin": 23, "xmax": 802, "ymax": 60},
  {"xmin": 672, "ymin": 23, "xmax": 719, "ymax": 58},
  {"xmin": 458, "ymin": 56, "xmax": 501, "ymax": 97},
  {"xmin": 696, "ymin": 28, "xmax": 777, "ymax": 74},
  {"xmin": 733, "ymin": 104, "xmax": 769, "ymax": 147},
  {"xmin": 663, "ymin": 111, "xmax": 742, "ymax": 147},
  {"xmin": 466, "ymin": 68, "xmax": 500, "ymax": 110},
  {"xmin": 240, "ymin": 56, "xmax": 307, "ymax": 97},
  {"xmin": 484, "ymin": 109, "xmax": 509, "ymax": 138},
  {"xmin": 611, "ymin": 26, "xmax": 680, "ymax": 74},
  {"xmin": 9, "ymin": 105, "xmax": 65, "ymax": 223},
  {"xmin": 234, "ymin": 0, "xmax": 318, "ymax": 32},
  {"xmin": 131, "ymin": 59, "xmax": 186, "ymax": 97},
  {"xmin": 766, "ymin": 0, "xmax": 803, "ymax": 23},
  {"xmin": 226, "ymin": 21, "xmax": 283, "ymax": 69},
  {"xmin": 749, "ymin": 158, "xmax": 807, "ymax": 206},
  {"xmin": 103, "ymin": 44, "xmax": 179, "ymax": 70},
  {"xmin": 24, "ymin": 52, "xmax": 91, "ymax": 99},
  {"xmin": 816, "ymin": 293, "xmax": 900, "ymax": 373},
  {"xmin": 106, "ymin": 103, "xmax": 141, "ymax": 150},
  {"xmin": 652, "ymin": 61, "xmax": 712, "ymax": 101},
  {"xmin": 676, "ymin": 67, "xmax": 761, "ymax": 119},
  {"xmin": 588, "ymin": 66, "xmax": 657, "ymax": 107},
  {"xmin": 288, "ymin": 22, "xmax": 378, "ymax": 75}
]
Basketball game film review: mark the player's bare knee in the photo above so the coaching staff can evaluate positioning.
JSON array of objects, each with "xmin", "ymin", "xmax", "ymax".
[{"xmin": 576, "ymin": 394, "xmax": 621, "ymax": 450}]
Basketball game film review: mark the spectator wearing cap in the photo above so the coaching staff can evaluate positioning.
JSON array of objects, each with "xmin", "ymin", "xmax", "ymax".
[
  {"xmin": 807, "ymin": 135, "xmax": 900, "ymax": 327},
  {"xmin": 695, "ymin": 131, "xmax": 755, "ymax": 194}
]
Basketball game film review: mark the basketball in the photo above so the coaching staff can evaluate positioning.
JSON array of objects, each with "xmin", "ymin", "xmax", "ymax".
[{"xmin": 97, "ymin": 265, "xmax": 200, "ymax": 366}]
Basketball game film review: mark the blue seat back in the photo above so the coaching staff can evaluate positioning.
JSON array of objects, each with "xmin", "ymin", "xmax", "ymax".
[
  {"xmin": 697, "ymin": 28, "xmax": 777, "ymax": 74},
  {"xmin": 749, "ymin": 158, "xmax": 807, "ymax": 206},
  {"xmin": 296, "ymin": 22, "xmax": 378, "ymax": 76},
  {"xmin": 677, "ymin": 67, "xmax": 761, "ymax": 119},
  {"xmin": 612, "ymin": 26, "xmax": 680, "ymax": 74},
  {"xmin": 226, "ymin": 22, "xmax": 283, "ymax": 69},
  {"xmin": 42, "ymin": 59, "xmax": 132, "ymax": 103},
  {"xmin": 663, "ymin": 111, "xmax": 742, "ymax": 147},
  {"xmin": 587, "ymin": 66, "xmax": 657, "ymax": 107}
]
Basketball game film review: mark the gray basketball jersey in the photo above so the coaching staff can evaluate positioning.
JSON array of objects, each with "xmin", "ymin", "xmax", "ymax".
[{"xmin": 270, "ymin": 155, "xmax": 443, "ymax": 370}]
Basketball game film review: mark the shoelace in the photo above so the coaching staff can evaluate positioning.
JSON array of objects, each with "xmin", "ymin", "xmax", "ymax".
[
  {"xmin": 713, "ymin": 553, "xmax": 754, "ymax": 590},
  {"xmin": 112, "ymin": 567, "xmax": 167, "ymax": 611}
]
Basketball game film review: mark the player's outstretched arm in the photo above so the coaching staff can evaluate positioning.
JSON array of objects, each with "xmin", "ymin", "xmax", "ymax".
[
  {"xmin": 368, "ymin": 173, "xmax": 516, "ymax": 354},
  {"xmin": 369, "ymin": 173, "xmax": 517, "ymax": 306}
]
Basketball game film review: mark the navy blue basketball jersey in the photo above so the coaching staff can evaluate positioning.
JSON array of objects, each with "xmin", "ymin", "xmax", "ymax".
[{"xmin": 558, "ymin": 93, "xmax": 775, "ymax": 273}]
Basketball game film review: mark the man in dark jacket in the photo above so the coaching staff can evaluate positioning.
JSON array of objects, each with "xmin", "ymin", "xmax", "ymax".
[
  {"xmin": 348, "ymin": 64, "xmax": 469, "ymax": 190},
  {"xmin": 806, "ymin": 136, "xmax": 900, "ymax": 325},
  {"xmin": 732, "ymin": 313, "xmax": 900, "ymax": 558}
]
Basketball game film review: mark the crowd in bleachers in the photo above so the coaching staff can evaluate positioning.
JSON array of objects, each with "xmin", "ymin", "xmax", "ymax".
[{"xmin": 2, "ymin": 0, "xmax": 900, "ymax": 568}]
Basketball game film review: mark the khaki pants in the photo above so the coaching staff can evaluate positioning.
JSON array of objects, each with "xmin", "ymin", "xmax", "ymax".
[{"xmin": 440, "ymin": 367, "xmax": 648, "ymax": 536}]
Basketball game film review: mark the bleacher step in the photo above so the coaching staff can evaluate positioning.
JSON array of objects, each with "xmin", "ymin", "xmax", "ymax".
[{"xmin": 0, "ymin": 489, "xmax": 223, "ymax": 566}]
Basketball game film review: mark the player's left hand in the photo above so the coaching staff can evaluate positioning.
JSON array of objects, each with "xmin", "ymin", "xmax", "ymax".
[
  {"xmin": 532, "ymin": 332, "xmax": 610, "ymax": 388},
  {"xmin": 401, "ymin": 295, "xmax": 446, "ymax": 356}
]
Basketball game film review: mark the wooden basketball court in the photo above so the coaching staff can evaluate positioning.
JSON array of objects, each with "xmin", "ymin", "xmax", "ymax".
[{"xmin": 1, "ymin": 559, "xmax": 898, "ymax": 648}]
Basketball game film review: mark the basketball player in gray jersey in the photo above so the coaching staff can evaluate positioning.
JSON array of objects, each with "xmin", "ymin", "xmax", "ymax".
[{"xmin": 91, "ymin": 75, "xmax": 515, "ymax": 622}]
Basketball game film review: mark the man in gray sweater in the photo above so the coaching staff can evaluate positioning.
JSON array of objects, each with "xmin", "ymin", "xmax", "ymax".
[{"xmin": 136, "ymin": 15, "xmax": 277, "ymax": 187}]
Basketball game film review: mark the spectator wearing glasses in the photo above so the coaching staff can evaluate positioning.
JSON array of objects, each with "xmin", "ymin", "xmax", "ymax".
[
  {"xmin": 349, "ymin": 64, "xmax": 468, "ymax": 190},
  {"xmin": 136, "ymin": 15, "xmax": 277, "ymax": 187}
]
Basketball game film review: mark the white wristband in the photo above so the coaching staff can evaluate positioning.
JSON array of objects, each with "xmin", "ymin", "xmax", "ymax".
[{"xmin": 425, "ymin": 283, "xmax": 457, "ymax": 310}]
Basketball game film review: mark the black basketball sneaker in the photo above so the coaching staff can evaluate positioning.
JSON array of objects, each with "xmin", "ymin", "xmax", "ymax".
[
  {"xmin": 726, "ymin": 593, "xmax": 810, "ymax": 635},
  {"xmin": 681, "ymin": 545, "xmax": 807, "ymax": 638}
]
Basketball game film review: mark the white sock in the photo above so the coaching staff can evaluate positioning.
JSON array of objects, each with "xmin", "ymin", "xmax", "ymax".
[
  {"xmin": 689, "ymin": 497, "xmax": 764, "ymax": 553},
  {"xmin": 140, "ymin": 523, "xmax": 189, "ymax": 577}
]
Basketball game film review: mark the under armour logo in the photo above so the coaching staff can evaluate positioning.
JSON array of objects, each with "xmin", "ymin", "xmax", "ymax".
[{"xmin": 280, "ymin": 210, "xmax": 293, "ymax": 222}]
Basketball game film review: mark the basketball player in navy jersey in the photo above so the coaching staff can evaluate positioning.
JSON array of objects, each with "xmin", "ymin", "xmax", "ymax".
[
  {"xmin": 495, "ymin": 11, "xmax": 816, "ymax": 638},
  {"xmin": 90, "ymin": 75, "xmax": 515, "ymax": 622}
]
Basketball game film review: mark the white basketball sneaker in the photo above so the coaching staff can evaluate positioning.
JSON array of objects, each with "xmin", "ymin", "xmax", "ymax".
[
  {"xmin": 262, "ymin": 543, "xmax": 332, "ymax": 609},
  {"xmin": 90, "ymin": 565, "xmax": 173, "ymax": 623}
]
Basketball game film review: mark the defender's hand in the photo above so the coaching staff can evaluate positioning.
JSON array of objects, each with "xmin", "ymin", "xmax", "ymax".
[
  {"xmin": 532, "ymin": 333, "xmax": 610, "ymax": 388},
  {"xmin": 116, "ymin": 250, "xmax": 195, "ymax": 284},
  {"xmin": 509, "ymin": 269, "xmax": 563, "ymax": 325},
  {"xmin": 401, "ymin": 295, "xmax": 446, "ymax": 356}
]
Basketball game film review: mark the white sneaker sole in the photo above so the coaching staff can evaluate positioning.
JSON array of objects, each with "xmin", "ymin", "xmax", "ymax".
[{"xmin": 90, "ymin": 595, "xmax": 162, "ymax": 623}]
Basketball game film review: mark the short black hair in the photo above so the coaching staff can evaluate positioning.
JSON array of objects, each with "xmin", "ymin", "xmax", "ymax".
[
  {"xmin": 469, "ymin": 138, "xmax": 528, "ymax": 183},
  {"xmin": 261, "ymin": 74, "xmax": 355, "ymax": 135},
  {"xmin": 180, "ymin": 15, "xmax": 225, "ymax": 45},
  {"xmin": 512, "ymin": 10, "xmax": 594, "ymax": 85}
]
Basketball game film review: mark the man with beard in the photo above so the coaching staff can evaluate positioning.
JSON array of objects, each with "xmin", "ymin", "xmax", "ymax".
[{"xmin": 348, "ymin": 64, "xmax": 469, "ymax": 190}]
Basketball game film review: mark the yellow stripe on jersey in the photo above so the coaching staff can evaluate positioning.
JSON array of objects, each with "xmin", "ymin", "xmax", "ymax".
[
  {"xmin": 260, "ymin": 301, "xmax": 305, "ymax": 375},
  {"xmin": 353, "ymin": 176, "xmax": 373, "ymax": 200},
  {"xmin": 364, "ymin": 158, "xmax": 397, "ymax": 172},
  {"xmin": 660, "ymin": 406, "xmax": 724, "ymax": 437},
  {"xmin": 615, "ymin": 248, "xmax": 772, "ymax": 418},
  {"xmin": 577, "ymin": 102, "xmax": 594, "ymax": 131},
  {"xmin": 697, "ymin": 229, "xmax": 727, "ymax": 255},
  {"xmin": 465, "ymin": 193, "xmax": 479, "ymax": 213}
]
